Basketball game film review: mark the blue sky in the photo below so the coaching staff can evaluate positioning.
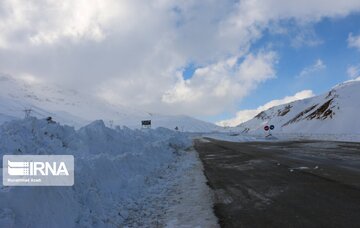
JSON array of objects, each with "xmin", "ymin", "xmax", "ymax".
[
  {"xmin": 200, "ymin": 13, "xmax": 360, "ymax": 123},
  {"xmin": 245, "ymin": 14, "xmax": 360, "ymax": 103}
]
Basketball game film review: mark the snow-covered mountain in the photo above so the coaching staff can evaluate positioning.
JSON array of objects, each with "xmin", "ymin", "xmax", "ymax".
[
  {"xmin": 0, "ymin": 74, "xmax": 218, "ymax": 132},
  {"xmin": 237, "ymin": 79, "xmax": 360, "ymax": 134}
]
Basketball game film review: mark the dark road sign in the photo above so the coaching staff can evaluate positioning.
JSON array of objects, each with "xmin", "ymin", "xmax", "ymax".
[
  {"xmin": 270, "ymin": 125, "xmax": 275, "ymax": 130},
  {"xmin": 264, "ymin": 126, "xmax": 269, "ymax": 131},
  {"xmin": 141, "ymin": 120, "xmax": 151, "ymax": 128}
]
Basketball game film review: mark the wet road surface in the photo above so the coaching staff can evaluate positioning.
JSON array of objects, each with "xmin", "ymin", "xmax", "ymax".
[{"xmin": 195, "ymin": 138, "xmax": 360, "ymax": 228}]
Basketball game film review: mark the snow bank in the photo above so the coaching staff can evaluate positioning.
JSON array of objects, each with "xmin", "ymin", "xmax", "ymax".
[
  {"xmin": 0, "ymin": 117, "xmax": 218, "ymax": 227},
  {"xmin": 204, "ymin": 132, "xmax": 360, "ymax": 143},
  {"xmin": 163, "ymin": 149, "xmax": 219, "ymax": 228},
  {"xmin": 271, "ymin": 133, "xmax": 360, "ymax": 142}
]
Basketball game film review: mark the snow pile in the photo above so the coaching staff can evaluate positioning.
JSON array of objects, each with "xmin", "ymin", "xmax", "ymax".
[
  {"xmin": 0, "ymin": 117, "xmax": 215, "ymax": 227},
  {"xmin": 236, "ymin": 79, "xmax": 360, "ymax": 136},
  {"xmin": 163, "ymin": 150, "xmax": 219, "ymax": 227}
]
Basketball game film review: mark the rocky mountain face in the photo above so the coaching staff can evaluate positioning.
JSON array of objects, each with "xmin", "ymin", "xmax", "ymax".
[{"xmin": 237, "ymin": 79, "xmax": 360, "ymax": 134}]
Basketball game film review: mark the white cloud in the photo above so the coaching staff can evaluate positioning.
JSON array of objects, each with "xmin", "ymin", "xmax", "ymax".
[
  {"xmin": 161, "ymin": 51, "xmax": 278, "ymax": 115},
  {"xmin": 0, "ymin": 1, "xmax": 360, "ymax": 117},
  {"xmin": 217, "ymin": 90, "xmax": 315, "ymax": 127},
  {"xmin": 348, "ymin": 33, "xmax": 360, "ymax": 50},
  {"xmin": 0, "ymin": 0, "xmax": 127, "ymax": 47},
  {"xmin": 347, "ymin": 65, "xmax": 360, "ymax": 79},
  {"xmin": 297, "ymin": 59, "xmax": 326, "ymax": 78}
]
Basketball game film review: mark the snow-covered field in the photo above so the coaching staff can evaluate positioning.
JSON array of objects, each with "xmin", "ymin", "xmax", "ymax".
[
  {"xmin": 204, "ymin": 132, "xmax": 360, "ymax": 143},
  {"xmin": 0, "ymin": 117, "xmax": 218, "ymax": 227}
]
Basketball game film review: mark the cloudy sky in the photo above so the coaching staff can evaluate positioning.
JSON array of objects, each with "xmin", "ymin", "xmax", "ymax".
[{"xmin": 1, "ymin": 0, "xmax": 360, "ymax": 126}]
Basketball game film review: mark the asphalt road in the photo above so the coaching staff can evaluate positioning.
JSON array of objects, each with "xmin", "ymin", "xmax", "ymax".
[{"xmin": 195, "ymin": 138, "xmax": 360, "ymax": 228}]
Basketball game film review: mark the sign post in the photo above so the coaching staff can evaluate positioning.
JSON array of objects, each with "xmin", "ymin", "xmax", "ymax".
[{"xmin": 141, "ymin": 120, "xmax": 151, "ymax": 129}]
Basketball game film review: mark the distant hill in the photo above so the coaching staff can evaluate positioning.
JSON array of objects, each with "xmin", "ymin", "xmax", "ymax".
[
  {"xmin": 237, "ymin": 79, "xmax": 360, "ymax": 134},
  {"xmin": 0, "ymin": 74, "xmax": 219, "ymax": 132}
]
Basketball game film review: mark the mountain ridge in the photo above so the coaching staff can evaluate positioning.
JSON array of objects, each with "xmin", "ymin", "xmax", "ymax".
[
  {"xmin": 237, "ymin": 79, "xmax": 360, "ymax": 134},
  {"xmin": 0, "ymin": 74, "xmax": 219, "ymax": 132}
]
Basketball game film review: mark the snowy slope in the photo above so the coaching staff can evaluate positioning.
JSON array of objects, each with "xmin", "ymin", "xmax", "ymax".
[
  {"xmin": 237, "ymin": 79, "xmax": 360, "ymax": 134},
  {"xmin": 0, "ymin": 74, "xmax": 218, "ymax": 132}
]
